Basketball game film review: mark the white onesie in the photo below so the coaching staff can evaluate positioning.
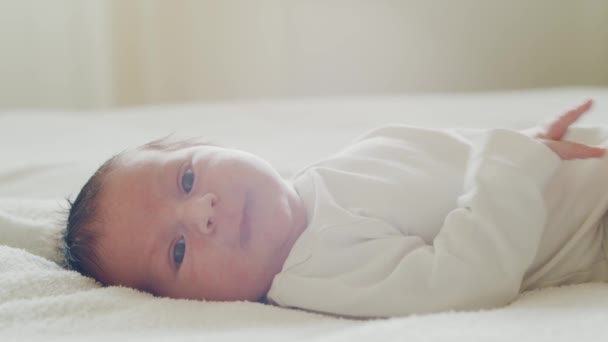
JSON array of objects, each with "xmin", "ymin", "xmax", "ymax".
[{"xmin": 266, "ymin": 125, "xmax": 608, "ymax": 317}]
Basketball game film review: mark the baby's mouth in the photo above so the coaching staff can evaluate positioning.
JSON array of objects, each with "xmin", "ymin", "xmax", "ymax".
[{"xmin": 239, "ymin": 192, "xmax": 251, "ymax": 247}]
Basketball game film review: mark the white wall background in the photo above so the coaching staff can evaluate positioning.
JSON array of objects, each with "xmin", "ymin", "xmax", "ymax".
[{"xmin": 0, "ymin": 0, "xmax": 607, "ymax": 110}]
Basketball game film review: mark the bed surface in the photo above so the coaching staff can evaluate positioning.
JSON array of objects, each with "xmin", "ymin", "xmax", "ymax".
[{"xmin": 2, "ymin": 87, "xmax": 608, "ymax": 341}]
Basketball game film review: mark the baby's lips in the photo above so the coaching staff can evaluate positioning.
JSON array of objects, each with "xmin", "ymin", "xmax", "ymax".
[{"xmin": 239, "ymin": 192, "xmax": 251, "ymax": 247}]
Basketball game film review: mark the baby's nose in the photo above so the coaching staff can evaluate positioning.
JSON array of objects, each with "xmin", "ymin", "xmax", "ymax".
[{"xmin": 183, "ymin": 192, "xmax": 217, "ymax": 235}]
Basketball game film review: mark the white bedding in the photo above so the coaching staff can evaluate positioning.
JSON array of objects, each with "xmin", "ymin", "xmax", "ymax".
[{"xmin": 2, "ymin": 87, "xmax": 608, "ymax": 341}]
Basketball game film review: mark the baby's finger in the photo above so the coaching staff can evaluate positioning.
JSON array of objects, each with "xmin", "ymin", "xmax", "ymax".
[
  {"xmin": 544, "ymin": 99, "xmax": 593, "ymax": 140},
  {"xmin": 545, "ymin": 139, "xmax": 605, "ymax": 160}
]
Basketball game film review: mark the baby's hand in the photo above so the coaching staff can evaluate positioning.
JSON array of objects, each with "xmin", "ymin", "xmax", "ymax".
[{"xmin": 532, "ymin": 99, "xmax": 606, "ymax": 160}]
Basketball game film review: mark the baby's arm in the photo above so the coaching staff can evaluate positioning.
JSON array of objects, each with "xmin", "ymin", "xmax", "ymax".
[
  {"xmin": 395, "ymin": 101, "xmax": 605, "ymax": 314},
  {"xmin": 406, "ymin": 130, "xmax": 560, "ymax": 313},
  {"xmin": 393, "ymin": 100, "xmax": 605, "ymax": 314},
  {"xmin": 274, "ymin": 129, "xmax": 562, "ymax": 317},
  {"xmin": 270, "ymin": 101, "xmax": 605, "ymax": 318}
]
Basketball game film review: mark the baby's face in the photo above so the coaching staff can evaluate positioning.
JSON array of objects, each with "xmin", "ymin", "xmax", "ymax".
[{"xmin": 95, "ymin": 144, "xmax": 306, "ymax": 301}]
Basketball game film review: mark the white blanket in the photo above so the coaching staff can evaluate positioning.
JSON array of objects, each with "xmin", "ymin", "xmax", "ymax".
[{"xmin": 2, "ymin": 87, "xmax": 608, "ymax": 341}]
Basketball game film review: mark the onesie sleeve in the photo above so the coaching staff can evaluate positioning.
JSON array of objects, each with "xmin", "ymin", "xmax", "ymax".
[
  {"xmin": 422, "ymin": 129, "xmax": 560, "ymax": 310},
  {"xmin": 269, "ymin": 129, "xmax": 561, "ymax": 317}
]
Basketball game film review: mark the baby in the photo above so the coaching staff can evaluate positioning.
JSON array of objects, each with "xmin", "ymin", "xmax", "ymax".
[{"xmin": 63, "ymin": 100, "xmax": 608, "ymax": 317}]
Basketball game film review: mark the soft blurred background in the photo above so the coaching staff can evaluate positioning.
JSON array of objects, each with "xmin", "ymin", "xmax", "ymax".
[{"xmin": 0, "ymin": 0, "xmax": 607, "ymax": 110}]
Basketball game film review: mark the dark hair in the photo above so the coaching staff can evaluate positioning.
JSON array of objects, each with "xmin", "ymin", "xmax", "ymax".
[
  {"xmin": 62, "ymin": 154, "xmax": 120, "ymax": 281},
  {"xmin": 62, "ymin": 136, "xmax": 210, "ymax": 283}
]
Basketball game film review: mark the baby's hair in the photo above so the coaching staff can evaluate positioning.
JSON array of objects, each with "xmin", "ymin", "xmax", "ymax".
[
  {"xmin": 62, "ymin": 154, "xmax": 119, "ymax": 280},
  {"xmin": 62, "ymin": 136, "xmax": 210, "ymax": 283}
]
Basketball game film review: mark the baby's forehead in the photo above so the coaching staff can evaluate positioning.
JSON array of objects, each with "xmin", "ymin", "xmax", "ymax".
[
  {"xmin": 104, "ymin": 147, "xmax": 196, "ymax": 191},
  {"xmin": 102, "ymin": 150, "xmax": 171, "ymax": 189},
  {"xmin": 119, "ymin": 147, "xmax": 185, "ymax": 167},
  {"xmin": 109, "ymin": 141, "xmax": 215, "ymax": 181},
  {"xmin": 99, "ymin": 149, "xmax": 172, "ymax": 222}
]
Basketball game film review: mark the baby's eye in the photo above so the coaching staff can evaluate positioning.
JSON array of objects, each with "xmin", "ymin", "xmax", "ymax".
[
  {"xmin": 173, "ymin": 237, "xmax": 186, "ymax": 267},
  {"xmin": 181, "ymin": 168, "xmax": 195, "ymax": 194}
]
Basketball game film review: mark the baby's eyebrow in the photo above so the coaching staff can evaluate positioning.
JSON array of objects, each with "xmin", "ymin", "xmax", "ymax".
[{"xmin": 158, "ymin": 157, "xmax": 180, "ymax": 192}]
